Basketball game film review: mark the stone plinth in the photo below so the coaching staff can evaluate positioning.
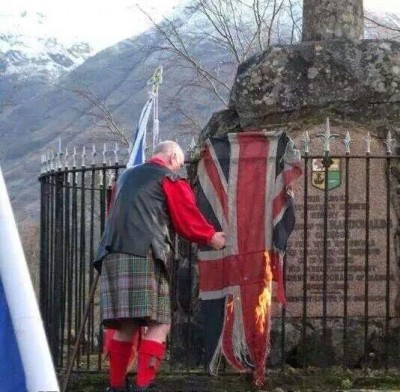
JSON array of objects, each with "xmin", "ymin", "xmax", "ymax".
[
  {"xmin": 229, "ymin": 40, "xmax": 400, "ymax": 130},
  {"xmin": 302, "ymin": 0, "xmax": 364, "ymax": 41},
  {"xmin": 280, "ymin": 127, "xmax": 399, "ymax": 319}
]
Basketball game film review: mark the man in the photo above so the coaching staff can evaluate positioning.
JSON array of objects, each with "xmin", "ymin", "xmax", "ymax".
[{"xmin": 94, "ymin": 141, "xmax": 225, "ymax": 392}]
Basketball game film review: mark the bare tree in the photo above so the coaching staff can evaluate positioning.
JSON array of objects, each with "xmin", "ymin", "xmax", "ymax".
[
  {"xmin": 364, "ymin": 10, "xmax": 400, "ymax": 40},
  {"xmin": 71, "ymin": 88, "xmax": 130, "ymax": 146},
  {"xmin": 139, "ymin": 0, "xmax": 302, "ymax": 110}
]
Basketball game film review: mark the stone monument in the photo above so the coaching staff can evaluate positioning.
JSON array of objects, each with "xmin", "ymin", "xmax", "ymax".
[{"xmin": 197, "ymin": 0, "xmax": 400, "ymax": 367}]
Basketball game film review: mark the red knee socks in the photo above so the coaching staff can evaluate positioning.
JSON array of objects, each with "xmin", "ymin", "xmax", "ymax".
[
  {"xmin": 136, "ymin": 340, "xmax": 166, "ymax": 388},
  {"xmin": 109, "ymin": 339, "xmax": 133, "ymax": 388}
]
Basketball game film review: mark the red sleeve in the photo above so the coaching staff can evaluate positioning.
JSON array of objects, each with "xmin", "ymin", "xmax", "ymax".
[{"xmin": 162, "ymin": 178, "xmax": 216, "ymax": 244}]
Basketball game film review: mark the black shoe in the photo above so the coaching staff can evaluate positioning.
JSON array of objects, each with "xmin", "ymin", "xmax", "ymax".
[{"xmin": 105, "ymin": 386, "xmax": 126, "ymax": 392}]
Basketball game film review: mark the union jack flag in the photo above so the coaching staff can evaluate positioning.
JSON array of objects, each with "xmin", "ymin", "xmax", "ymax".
[{"xmin": 196, "ymin": 131, "xmax": 302, "ymax": 384}]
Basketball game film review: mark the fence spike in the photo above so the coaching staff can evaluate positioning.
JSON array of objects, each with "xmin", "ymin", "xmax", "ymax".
[
  {"xmin": 58, "ymin": 149, "xmax": 63, "ymax": 170},
  {"xmin": 52, "ymin": 150, "xmax": 57, "ymax": 171},
  {"xmin": 103, "ymin": 143, "xmax": 107, "ymax": 164},
  {"xmin": 92, "ymin": 145, "xmax": 97, "ymax": 165},
  {"xmin": 316, "ymin": 117, "xmax": 340, "ymax": 152},
  {"xmin": 189, "ymin": 137, "xmax": 196, "ymax": 151},
  {"xmin": 65, "ymin": 147, "xmax": 69, "ymax": 169},
  {"xmin": 82, "ymin": 146, "xmax": 86, "ymax": 167},
  {"xmin": 73, "ymin": 146, "xmax": 77, "ymax": 168},
  {"xmin": 364, "ymin": 131, "xmax": 372, "ymax": 155},
  {"xmin": 99, "ymin": 169, "xmax": 103, "ymax": 186},
  {"xmin": 302, "ymin": 131, "xmax": 311, "ymax": 154},
  {"xmin": 46, "ymin": 152, "xmax": 51, "ymax": 172},
  {"xmin": 40, "ymin": 155, "xmax": 45, "ymax": 174},
  {"xmin": 343, "ymin": 131, "xmax": 352, "ymax": 154},
  {"xmin": 384, "ymin": 130, "xmax": 395, "ymax": 155},
  {"xmin": 114, "ymin": 142, "xmax": 119, "ymax": 164}
]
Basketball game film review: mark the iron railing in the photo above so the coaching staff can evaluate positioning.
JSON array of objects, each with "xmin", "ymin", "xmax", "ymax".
[{"xmin": 39, "ymin": 133, "xmax": 400, "ymax": 374}]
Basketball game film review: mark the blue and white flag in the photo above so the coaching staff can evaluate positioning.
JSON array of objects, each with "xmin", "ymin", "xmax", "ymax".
[
  {"xmin": 0, "ymin": 167, "xmax": 59, "ymax": 392},
  {"xmin": 126, "ymin": 97, "xmax": 154, "ymax": 168}
]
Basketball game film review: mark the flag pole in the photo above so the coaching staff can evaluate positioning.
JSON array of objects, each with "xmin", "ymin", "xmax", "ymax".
[
  {"xmin": 64, "ymin": 65, "xmax": 164, "ymax": 390},
  {"xmin": 0, "ymin": 166, "xmax": 59, "ymax": 391},
  {"xmin": 147, "ymin": 65, "xmax": 163, "ymax": 152}
]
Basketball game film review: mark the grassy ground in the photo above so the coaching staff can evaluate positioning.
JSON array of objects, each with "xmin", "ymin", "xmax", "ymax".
[{"xmin": 66, "ymin": 367, "xmax": 400, "ymax": 392}]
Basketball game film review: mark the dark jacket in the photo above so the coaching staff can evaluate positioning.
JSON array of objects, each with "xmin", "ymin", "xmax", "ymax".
[{"xmin": 94, "ymin": 162, "xmax": 179, "ymax": 272}]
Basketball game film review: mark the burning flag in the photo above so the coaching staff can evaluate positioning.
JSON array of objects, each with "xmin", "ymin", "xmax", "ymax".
[{"xmin": 197, "ymin": 131, "xmax": 302, "ymax": 385}]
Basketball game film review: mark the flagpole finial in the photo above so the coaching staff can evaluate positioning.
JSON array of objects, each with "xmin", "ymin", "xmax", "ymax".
[
  {"xmin": 189, "ymin": 136, "xmax": 196, "ymax": 151},
  {"xmin": 147, "ymin": 65, "xmax": 163, "ymax": 96}
]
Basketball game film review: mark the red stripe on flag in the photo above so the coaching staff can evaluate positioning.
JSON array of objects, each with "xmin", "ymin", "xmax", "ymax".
[
  {"xmin": 236, "ymin": 134, "xmax": 269, "ymax": 254},
  {"xmin": 222, "ymin": 295, "xmax": 246, "ymax": 371},
  {"xmin": 272, "ymin": 188, "xmax": 287, "ymax": 219},
  {"xmin": 203, "ymin": 146, "xmax": 229, "ymax": 221},
  {"xmin": 235, "ymin": 134, "xmax": 271, "ymax": 381},
  {"xmin": 199, "ymin": 253, "xmax": 266, "ymax": 292},
  {"xmin": 283, "ymin": 165, "xmax": 303, "ymax": 186}
]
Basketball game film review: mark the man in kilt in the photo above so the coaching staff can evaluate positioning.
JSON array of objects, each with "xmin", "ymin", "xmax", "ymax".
[{"xmin": 94, "ymin": 141, "xmax": 226, "ymax": 392}]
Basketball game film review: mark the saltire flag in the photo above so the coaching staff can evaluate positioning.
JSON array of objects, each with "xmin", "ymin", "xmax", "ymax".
[
  {"xmin": 196, "ymin": 131, "xmax": 302, "ymax": 385},
  {"xmin": 126, "ymin": 96, "xmax": 154, "ymax": 168},
  {"xmin": 103, "ymin": 94, "xmax": 156, "ymax": 360},
  {"xmin": 0, "ymin": 167, "xmax": 59, "ymax": 392}
]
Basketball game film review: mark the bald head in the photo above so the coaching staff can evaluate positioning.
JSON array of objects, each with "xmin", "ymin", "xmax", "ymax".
[
  {"xmin": 152, "ymin": 140, "xmax": 184, "ymax": 171},
  {"xmin": 153, "ymin": 141, "xmax": 181, "ymax": 155}
]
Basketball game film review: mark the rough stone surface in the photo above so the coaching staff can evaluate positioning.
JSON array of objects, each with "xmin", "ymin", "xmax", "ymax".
[
  {"xmin": 229, "ymin": 40, "xmax": 400, "ymax": 130},
  {"xmin": 198, "ymin": 109, "xmax": 241, "ymax": 144},
  {"xmin": 282, "ymin": 127, "xmax": 399, "ymax": 319},
  {"xmin": 302, "ymin": 0, "xmax": 363, "ymax": 42}
]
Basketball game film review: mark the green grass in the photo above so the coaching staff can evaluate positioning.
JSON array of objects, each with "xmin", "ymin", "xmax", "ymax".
[{"xmin": 65, "ymin": 367, "xmax": 400, "ymax": 392}]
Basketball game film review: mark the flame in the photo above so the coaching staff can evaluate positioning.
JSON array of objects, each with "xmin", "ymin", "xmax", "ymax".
[
  {"xmin": 255, "ymin": 251, "xmax": 273, "ymax": 334},
  {"xmin": 226, "ymin": 298, "xmax": 234, "ymax": 312}
]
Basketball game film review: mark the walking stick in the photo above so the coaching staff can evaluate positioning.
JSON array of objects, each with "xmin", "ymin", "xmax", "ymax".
[{"xmin": 62, "ymin": 272, "xmax": 100, "ymax": 392}]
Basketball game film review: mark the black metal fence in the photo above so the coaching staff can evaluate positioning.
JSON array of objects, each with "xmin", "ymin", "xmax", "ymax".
[{"xmin": 39, "ymin": 135, "xmax": 400, "ymax": 374}]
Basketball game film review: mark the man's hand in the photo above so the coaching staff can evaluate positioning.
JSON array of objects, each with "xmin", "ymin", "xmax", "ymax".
[{"xmin": 209, "ymin": 232, "xmax": 226, "ymax": 250}]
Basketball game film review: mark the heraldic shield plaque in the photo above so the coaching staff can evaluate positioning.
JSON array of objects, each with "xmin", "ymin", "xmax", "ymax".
[{"xmin": 311, "ymin": 158, "xmax": 341, "ymax": 191}]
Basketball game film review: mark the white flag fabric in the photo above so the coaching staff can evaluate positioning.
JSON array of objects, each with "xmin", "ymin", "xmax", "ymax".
[{"xmin": 0, "ymin": 166, "xmax": 59, "ymax": 392}]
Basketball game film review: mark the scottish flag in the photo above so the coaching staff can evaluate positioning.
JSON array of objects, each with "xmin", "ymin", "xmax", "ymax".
[
  {"xmin": 126, "ymin": 97, "xmax": 154, "ymax": 168},
  {"xmin": 0, "ymin": 167, "xmax": 59, "ymax": 392},
  {"xmin": 0, "ymin": 277, "xmax": 26, "ymax": 391}
]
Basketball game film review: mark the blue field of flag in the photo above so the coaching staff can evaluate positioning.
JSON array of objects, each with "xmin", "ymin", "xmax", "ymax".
[{"xmin": 0, "ymin": 276, "xmax": 28, "ymax": 392}]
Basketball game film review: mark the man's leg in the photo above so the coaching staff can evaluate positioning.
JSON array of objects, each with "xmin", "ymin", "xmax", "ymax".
[
  {"xmin": 108, "ymin": 322, "xmax": 138, "ymax": 390},
  {"xmin": 136, "ymin": 322, "xmax": 170, "ymax": 388}
]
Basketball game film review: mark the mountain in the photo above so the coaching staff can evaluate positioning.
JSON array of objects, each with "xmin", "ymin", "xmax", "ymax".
[
  {"xmin": 0, "ymin": 17, "xmax": 234, "ymax": 222},
  {"xmin": 0, "ymin": 10, "xmax": 93, "ymax": 115}
]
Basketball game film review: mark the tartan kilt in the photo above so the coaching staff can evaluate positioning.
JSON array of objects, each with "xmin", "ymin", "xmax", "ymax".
[{"xmin": 100, "ymin": 252, "xmax": 171, "ymax": 328}]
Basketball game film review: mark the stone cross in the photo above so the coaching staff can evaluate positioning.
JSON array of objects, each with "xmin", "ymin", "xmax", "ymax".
[{"xmin": 302, "ymin": 0, "xmax": 364, "ymax": 42}]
